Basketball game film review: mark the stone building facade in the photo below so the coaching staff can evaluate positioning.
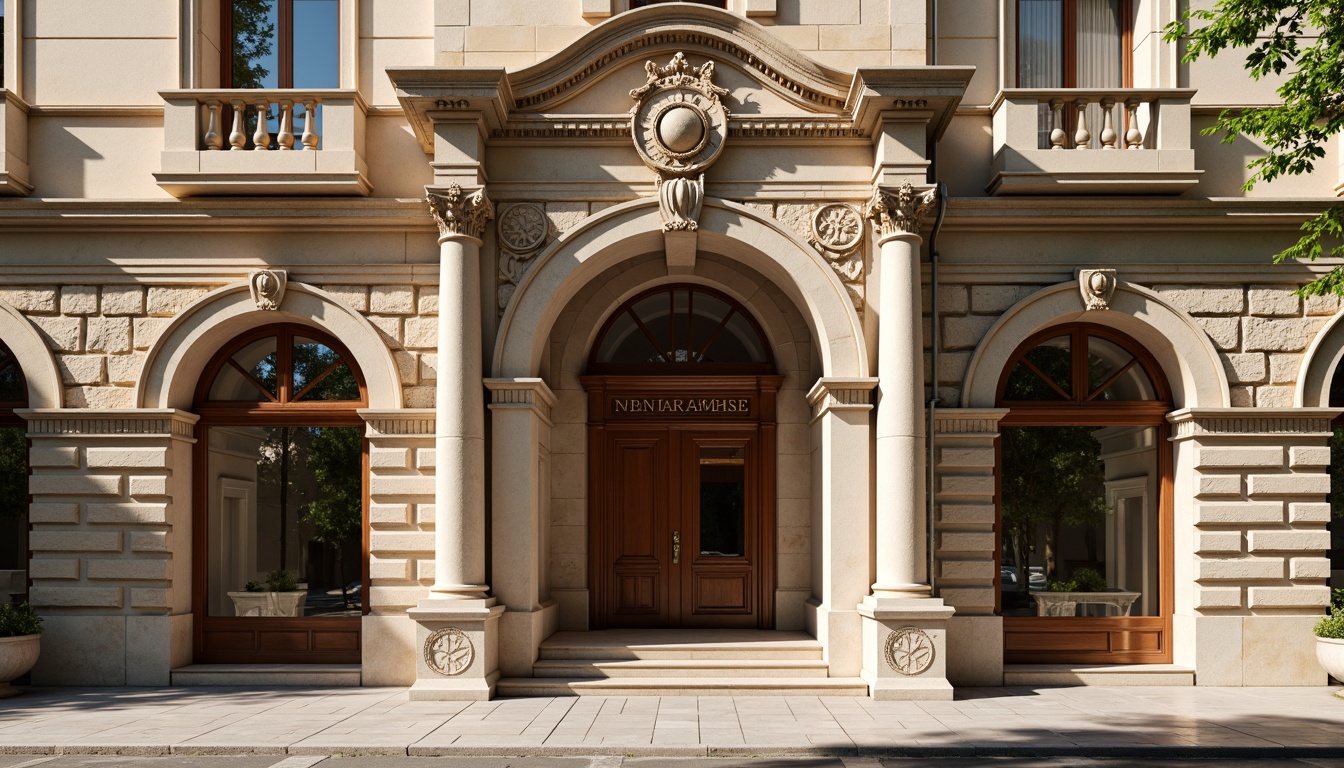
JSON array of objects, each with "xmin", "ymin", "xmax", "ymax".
[{"xmin": 0, "ymin": 0, "xmax": 1340, "ymax": 697}]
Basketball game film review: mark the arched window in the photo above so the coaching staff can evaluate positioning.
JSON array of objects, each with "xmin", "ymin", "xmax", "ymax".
[
  {"xmin": 0, "ymin": 341, "xmax": 28, "ymax": 605},
  {"xmin": 588, "ymin": 285, "xmax": 774, "ymax": 375},
  {"xmin": 997, "ymin": 323, "xmax": 1172, "ymax": 664},
  {"xmin": 193, "ymin": 324, "xmax": 367, "ymax": 664},
  {"xmin": 1327, "ymin": 368, "xmax": 1344, "ymax": 596}
]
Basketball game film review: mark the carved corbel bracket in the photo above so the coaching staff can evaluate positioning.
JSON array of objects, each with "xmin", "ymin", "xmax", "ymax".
[
  {"xmin": 1078, "ymin": 268, "xmax": 1117, "ymax": 311},
  {"xmin": 865, "ymin": 182, "xmax": 938, "ymax": 242},
  {"xmin": 426, "ymin": 183, "xmax": 494, "ymax": 241},
  {"xmin": 658, "ymin": 174, "xmax": 704, "ymax": 273},
  {"xmin": 249, "ymin": 269, "xmax": 287, "ymax": 311}
]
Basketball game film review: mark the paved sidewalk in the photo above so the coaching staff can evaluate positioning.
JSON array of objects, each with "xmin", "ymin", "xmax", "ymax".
[{"xmin": 0, "ymin": 686, "xmax": 1342, "ymax": 759}]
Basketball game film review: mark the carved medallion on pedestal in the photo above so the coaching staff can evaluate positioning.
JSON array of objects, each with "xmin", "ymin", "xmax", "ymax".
[
  {"xmin": 424, "ymin": 627, "xmax": 475, "ymax": 676},
  {"xmin": 630, "ymin": 52, "xmax": 729, "ymax": 178},
  {"xmin": 884, "ymin": 626, "xmax": 936, "ymax": 676}
]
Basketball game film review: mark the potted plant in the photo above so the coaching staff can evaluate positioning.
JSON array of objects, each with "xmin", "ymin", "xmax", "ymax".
[
  {"xmin": 0, "ymin": 602, "xmax": 42, "ymax": 698},
  {"xmin": 227, "ymin": 569, "xmax": 306, "ymax": 617},
  {"xmin": 1314, "ymin": 589, "xmax": 1344, "ymax": 685}
]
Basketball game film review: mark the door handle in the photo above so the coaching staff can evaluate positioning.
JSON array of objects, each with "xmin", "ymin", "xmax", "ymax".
[{"xmin": 672, "ymin": 531, "xmax": 680, "ymax": 564}]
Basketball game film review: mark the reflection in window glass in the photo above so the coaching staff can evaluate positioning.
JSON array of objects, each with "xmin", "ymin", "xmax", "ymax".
[
  {"xmin": 1088, "ymin": 335, "xmax": 1155, "ymax": 401},
  {"xmin": 1, "ymin": 0, "xmax": 6, "ymax": 90},
  {"xmin": 594, "ymin": 287, "xmax": 770, "ymax": 367},
  {"xmin": 1330, "ymin": 428, "xmax": 1344, "ymax": 586},
  {"xmin": 1000, "ymin": 425, "xmax": 1160, "ymax": 618},
  {"xmin": 0, "ymin": 349, "xmax": 24, "ymax": 403},
  {"xmin": 231, "ymin": 0, "xmax": 278, "ymax": 89},
  {"xmin": 0, "ymin": 426, "xmax": 26, "ymax": 600},
  {"xmin": 630, "ymin": 0, "xmax": 726, "ymax": 7},
  {"xmin": 699, "ymin": 445, "xmax": 744, "ymax": 557},
  {"xmin": 1003, "ymin": 336, "xmax": 1070, "ymax": 400},
  {"xmin": 293, "ymin": 0, "xmax": 338, "ymax": 89},
  {"xmin": 206, "ymin": 425, "xmax": 362, "ymax": 618},
  {"xmin": 294, "ymin": 337, "xmax": 359, "ymax": 401},
  {"xmin": 210, "ymin": 337, "xmax": 279, "ymax": 401}
]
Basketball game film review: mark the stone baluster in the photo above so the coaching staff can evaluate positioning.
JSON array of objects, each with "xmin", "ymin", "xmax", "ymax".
[
  {"xmin": 252, "ymin": 98, "xmax": 271, "ymax": 151},
  {"xmin": 1100, "ymin": 97, "xmax": 1117, "ymax": 149},
  {"xmin": 229, "ymin": 99, "xmax": 246, "ymax": 151},
  {"xmin": 301, "ymin": 98, "xmax": 320, "ymax": 150},
  {"xmin": 1125, "ymin": 97, "xmax": 1143, "ymax": 149},
  {"xmin": 1049, "ymin": 98, "xmax": 1066, "ymax": 150},
  {"xmin": 1074, "ymin": 98, "xmax": 1091, "ymax": 150},
  {"xmin": 276, "ymin": 99, "xmax": 295, "ymax": 150},
  {"xmin": 203, "ymin": 100, "xmax": 223, "ymax": 150}
]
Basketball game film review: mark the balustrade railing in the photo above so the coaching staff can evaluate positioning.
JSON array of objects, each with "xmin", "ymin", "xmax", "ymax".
[{"xmin": 203, "ymin": 96, "xmax": 322, "ymax": 151}]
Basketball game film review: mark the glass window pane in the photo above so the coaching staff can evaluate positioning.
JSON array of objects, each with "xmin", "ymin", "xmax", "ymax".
[
  {"xmin": 1088, "ymin": 336, "xmax": 1155, "ymax": 400},
  {"xmin": 1076, "ymin": 0, "xmax": 1122, "ymax": 88},
  {"xmin": 699, "ymin": 445, "xmax": 744, "ymax": 557},
  {"xmin": 0, "ymin": 357, "xmax": 24, "ymax": 403},
  {"xmin": 596, "ymin": 311, "xmax": 663, "ymax": 364},
  {"xmin": 0, "ymin": 426, "xmax": 27, "ymax": 600},
  {"xmin": 231, "ymin": 0, "xmax": 279, "ymax": 89},
  {"xmin": 1003, "ymin": 335, "xmax": 1071, "ymax": 400},
  {"xmin": 1330, "ymin": 427, "xmax": 1344, "ymax": 577},
  {"xmin": 1000, "ymin": 425, "xmax": 1160, "ymax": 619},
  {"xmin": 1018, "ymin": 0, "xmax": 1063, "ymax": 87},
  {"xmin": 209, "ymin": 337, "xmax": 279, "ymax": 401},
  {"xmin": 294, "ymin": 337, "xmax": 359, "ymax": 401},
  {"xmin": 293, "ymin": 0, "xmax": 339, "ymax": 89},
  {"xmin": 206, "ymin": 425, "xmax": 363, "ymax": 618}
]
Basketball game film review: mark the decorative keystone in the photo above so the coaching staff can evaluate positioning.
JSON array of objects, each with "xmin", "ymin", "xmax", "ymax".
[
  {"xmin": 249, "ymin": 269, "xmax": 287, "ymax": 311},
  {"xmin": 1078, "ymin": 269, "xmax": 1117, "ymax": 311},
  {"xmin": 866, "ymin": 182, "xmax": 938, "ymax": 241},
  {"xmin": 427, "ymin": 183, "xmax": 494, "ymax": 241}
]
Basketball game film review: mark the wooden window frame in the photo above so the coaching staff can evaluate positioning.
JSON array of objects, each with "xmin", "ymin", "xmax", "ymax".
[
  {"xmin": 1014, "ymin": 0, "xmax": 1134, "ymax": 89},
  {"xmin": 221, "ymin": 0, "xmax": 337, "ymax": 89},
  {"xmin": 191, "ymin": 323, "xmax": 370, "ymax": 664},
  {"xmin": 995, "ymin": 322, "xmax": 1174, "ymax": 664}
]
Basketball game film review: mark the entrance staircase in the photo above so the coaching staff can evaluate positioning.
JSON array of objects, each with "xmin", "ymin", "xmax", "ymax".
[{"xmin": 495, "ymin": 629, "xmax": 869, "ymax": 697}]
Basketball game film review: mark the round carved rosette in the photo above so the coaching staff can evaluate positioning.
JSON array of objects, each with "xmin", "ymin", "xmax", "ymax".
[
  {"xmin": 497, "ymin": 203, "xmax": 548, "ymax": 254},
  {"xmin": 883, "ymin": 626, "xmax": 935, "ymax": 676},
  {"xmin": 811, "ymin": 204, "xmax": 863, "ymax": 253},
  {"xmin": 424, "ymin": 627, "xmax": 475, "ymax": 676}
]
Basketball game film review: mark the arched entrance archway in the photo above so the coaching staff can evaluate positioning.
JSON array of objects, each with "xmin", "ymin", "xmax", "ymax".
[
  {"xmin": 192, "ymin": 323, "xmax": 369, "ymax": 664},
  {"xmin": 996, "ymin": 322, "xmax": 1174, "ymax": 664},
  {"xmin": 581, "ymin": 285, "xmax": 783, "ymax": 629},
  {"xmin": 0, "ymin": 340, "xmax": 29, "ymax": 603}
]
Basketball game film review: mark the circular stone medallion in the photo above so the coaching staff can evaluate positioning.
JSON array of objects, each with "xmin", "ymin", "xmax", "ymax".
[
  {"xmin": 497, "ymin": 203, "xmax": 548, "ymax": 253},
  {"xmin": 655, "ymin": 104, "xmax": 708, "ymax": 156},
  {"xmin": 424, "ymin": 627, "xmax": 475, "ymax": 676},
  {"xmin": 633, "ymin": 92, "xmax": 727, "ymax": 176},
  {"xmin": 883, "ymin": 626, "xmax": 935, "ymax": 676},
  {"xmin": 811, "ymin": 204, "xmax": 864, "ymax": 252}
]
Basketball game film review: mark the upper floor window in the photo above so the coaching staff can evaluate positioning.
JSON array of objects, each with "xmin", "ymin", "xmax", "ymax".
[
  {"xmin": 1, "ymin": 0, "xmax": 7, "ymax": 88},
  {"xmin": 223, "ymin": 0, "xmax": 338, "ymax": 89},
  {"xmin": 1017, "ymin": 0, "xmax": 1131, "ymax": 89},
  {"xmin": 630, "ymin": 0, "xmax": 726, "ymax": 8}
]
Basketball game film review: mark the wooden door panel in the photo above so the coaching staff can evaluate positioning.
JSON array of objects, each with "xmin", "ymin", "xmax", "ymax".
[
  {"xmin": 605, "ymin": 431, "xmax": 672, "ymax": 626},
  {"xmin": 692, "ymin": 572, "xmax": 750, "ymax": 612},
  {"xmin": 681, "ymin": 431, "xmax": 758, "ymax": 627}
]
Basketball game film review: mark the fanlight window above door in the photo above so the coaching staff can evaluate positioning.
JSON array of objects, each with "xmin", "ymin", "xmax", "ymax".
[
  {"xmin": 589, "ymin": 285, "xmax": 774, "ymax": 374},
  {"xmin": 998, "ymin": 324, "xmax": 1169, "ymax": 412},
  {"xmin": 198, "ymin": 325, "xmax": 364, "ymax": 406},
  {"xmin": 0, "ymin": 342, "xmax": 28, "ymax": 407}
]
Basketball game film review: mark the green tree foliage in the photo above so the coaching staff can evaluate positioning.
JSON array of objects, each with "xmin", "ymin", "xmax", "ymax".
[
  {"xmin": 303, "ymin": 426, "xmax": 362, "ymax": 606},
  {"xmin": 231, "ymin": 0, "xmax": 275, "ymax": 89},
  {"xmin": 1163, "ymin": 3, "xmax": 1344, "ymax": 295},
  {"xmin": 0, "ymin": 428, "xmax": 26, "ymax": 520}
]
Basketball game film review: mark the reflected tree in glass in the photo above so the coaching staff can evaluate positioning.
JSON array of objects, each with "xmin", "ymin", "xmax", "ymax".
[
  {"xmin": 303, "ymin": 426, "xmax": 362, "ymax": 607},
  {"xmin": 231, "ymin": 0, "xmax": 275, "ymax": 89}
]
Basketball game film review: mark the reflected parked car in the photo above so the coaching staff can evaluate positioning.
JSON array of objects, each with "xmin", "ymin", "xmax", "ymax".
[{"xmin": 1001, "ymin": 566, "xmax": 1048, "ymax": 591}]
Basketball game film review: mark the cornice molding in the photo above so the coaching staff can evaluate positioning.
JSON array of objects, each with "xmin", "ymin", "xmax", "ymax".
[
  {"xmin": 17, "ymin": 408, "xmax": 199, "ymax": 438},
  {"xmin": 360, "ymin": 409, "xmax": 436, "ymax": 437},
  {"xmin": 1167, "ymin": 408, "xmax": 1343, "ymax": 440},
  {"xmin": 933, "ymin": 408, "xmax": 1010, "ymax": 435}
]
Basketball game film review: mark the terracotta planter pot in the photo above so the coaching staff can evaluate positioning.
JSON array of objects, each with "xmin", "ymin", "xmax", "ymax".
[
  {"xmin": 0, "ymin": 634, "xmax": 40, "ymax": 698},
  {"xmin": 1317, "ymin": 636, "xmax": 1344, "ymax": 683}
]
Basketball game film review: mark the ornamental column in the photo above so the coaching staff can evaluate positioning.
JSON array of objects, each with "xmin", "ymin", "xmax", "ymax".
[
  {"xmin": 408, "ymin": 183, "xmax": 504, "ymax": 701},
  {"xmin": 857, "ymin": 182, "xmax": 954, "ymax": 700}
]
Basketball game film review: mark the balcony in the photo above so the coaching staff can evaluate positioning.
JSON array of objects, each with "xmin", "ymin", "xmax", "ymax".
[
  {"xmin": 0, "ymin": 90, "xmax": 32, "ymax": 196},
  {"xmin": 156, "ymin": 89, "xmax": 370, "ymax": 197},
  {"xmin": 988, "ymin": 88, "xmax": 1200, "ymax": 195}
]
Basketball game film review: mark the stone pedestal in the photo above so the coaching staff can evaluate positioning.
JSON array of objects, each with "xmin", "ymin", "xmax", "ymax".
[
  {"xmin": 408, "ymin": 599, "xmax": 506, "ymax": 700},
  {"xmin": 859, "ymin": 596, "xmax": 955, "ymax": 700}
]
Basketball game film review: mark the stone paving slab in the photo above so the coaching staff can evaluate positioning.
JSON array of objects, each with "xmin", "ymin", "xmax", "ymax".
[{"xmin": 0, "ymin": 686, "xmax": 1342, "ymax": 758}]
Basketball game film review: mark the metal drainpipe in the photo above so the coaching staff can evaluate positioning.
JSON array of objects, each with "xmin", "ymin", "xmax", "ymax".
[
  {"xmin": 927, "ymin": 182, "xmax": 946, "ymax": 595},
  {"xmin": 926, "ymin": 0, "xmax": 944, "ymax": 594}
]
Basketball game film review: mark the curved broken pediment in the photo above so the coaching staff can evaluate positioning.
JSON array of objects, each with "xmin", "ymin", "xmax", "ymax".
[{"xmin": 507, "ymin": 4, "xmax": 852, "ymax": 116}]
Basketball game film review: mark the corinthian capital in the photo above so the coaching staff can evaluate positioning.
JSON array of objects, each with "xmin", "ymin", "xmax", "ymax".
[
  {"xmin": 427, "ymin": 184, "xmax": 495, "ymax": 241},
  {"xmin": 865, "ymin": 182, "xmax": 938, "ymax": 241}
]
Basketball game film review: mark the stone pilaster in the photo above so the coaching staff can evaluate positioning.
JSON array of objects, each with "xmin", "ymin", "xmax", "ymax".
[
  {"xmin": 485, "ymin": 378, "xmax": 561, "ymax": 678},
  {"xmin": 805, "ymin": 377, "xmax": 877, "ymax": 677},
  {"xmin": 1169, "ymin": 408, "xmax": 1338, "ymax": 686},
  {"xmin": 19, "ymin": 409, "xmax": 197, "ymax": 686}
]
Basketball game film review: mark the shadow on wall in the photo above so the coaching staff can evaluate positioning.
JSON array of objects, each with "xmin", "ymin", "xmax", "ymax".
[{"xmin": 26, "ymin": 121, "xmax": 102, "ymax": 198}]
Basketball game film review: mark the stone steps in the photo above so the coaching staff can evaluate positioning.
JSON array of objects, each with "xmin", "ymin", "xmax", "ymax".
[
  {"xmin": 171, "ymin": 664, "xmax": 361, "ymax": 687},
  {"xmin": 501, "ymin": 629, "xmax": 866, "ymax": 696}
]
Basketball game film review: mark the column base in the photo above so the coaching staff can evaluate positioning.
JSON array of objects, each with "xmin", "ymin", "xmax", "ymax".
[
  {"xmin": 858, "ymin": 594, "xmax": 956, "ymax": 701},
  {"xmin": 408, "ymin": 597, "xmax": 505, "ymax": 701}
]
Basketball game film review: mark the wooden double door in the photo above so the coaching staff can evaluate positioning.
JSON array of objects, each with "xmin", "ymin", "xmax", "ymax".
[{"xmin": 585, "ymin": 377, "xmax": 780, "ymax": 629}]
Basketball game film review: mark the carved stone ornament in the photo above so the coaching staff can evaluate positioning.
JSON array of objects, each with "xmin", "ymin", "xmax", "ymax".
[
  {"xmin": 658, "ymin": 174, "xmax": 704, "ymax": 232},
  {"xmin": 249, "ymin": 269, "xmax": 287, "ymax": 311},
  {"xmin": 497, "ymin": 203, "xmax": 548, "ymax": 253},
  {"xmin": 427, "ymin": 183, "xmax": 495, "ymax": 241},
  {"xmin": 811, "ymin": 204, "xmax": 864, "ymax": 253},
  {"xmin": 1079, "ymin": 268, "xmax": 1117, "ymax": 311},
  {"xmin": 424, "ymin": 627, "xmax": 474, "ymax": 676},
  {"xmin": 883, "ymin": 626, "xmax": 935, "ymax": 676},
  {"xmin": 631, "ymin": 52, "xmax": 729, "ymax": 177},
  {"xmin": 865, "ymin": 182, "xmax": 939, "ymax": 240}
]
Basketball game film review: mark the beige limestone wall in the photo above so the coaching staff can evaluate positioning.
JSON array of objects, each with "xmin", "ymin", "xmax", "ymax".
[{"xmin": 22, "ymin": 410, "xmax": 197, "ymax": 686}]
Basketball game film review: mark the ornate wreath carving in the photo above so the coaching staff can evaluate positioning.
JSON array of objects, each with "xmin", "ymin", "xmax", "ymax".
[
  {"xmin": 630, "ymin": 52, "xmax": 729, "ymax": 177},
  {"xmin": 811, "ymin": 204, "xmax": 864, "ymax": 253},
  {"xmin": 883, "ymin": 626, "xmax": 935, "ymax": 676},
  {"xmin": 497, "ymin": 203, "xmax": 548, "ymax": 253},
  {"xmin": 424, "ymin": 627, "xmax": 474, "ymax": 676}
]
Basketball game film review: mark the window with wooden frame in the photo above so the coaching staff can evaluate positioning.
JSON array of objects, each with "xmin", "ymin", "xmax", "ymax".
[
  {"xmin": 0, "ymin": 340, "xmax": 28, "ymax": 605},
  {"xmin": 588, "ymin": 285, "xmax": 775, "ymax": 376},
  {"xmin": 629, "ymin": 0, "xmax": 727, "ymax": 9},
  {"xmin": 192, "ymin": 324, "xmax": 368, "ymax": 664},
  {"xmin": 1017, "ymin": 0, "xmax": 1132, "ymax": 90},
  {"xmin": 222, "ymin": 0, "xmax": 338, "ymax": 89},
  {"xmin": 1326, "ymin": 367, "xmax": 1344, "ymax": 593},
  {"xmin": 996, "ymin": 323, "xmax": 1174, "ymax": 664}
]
